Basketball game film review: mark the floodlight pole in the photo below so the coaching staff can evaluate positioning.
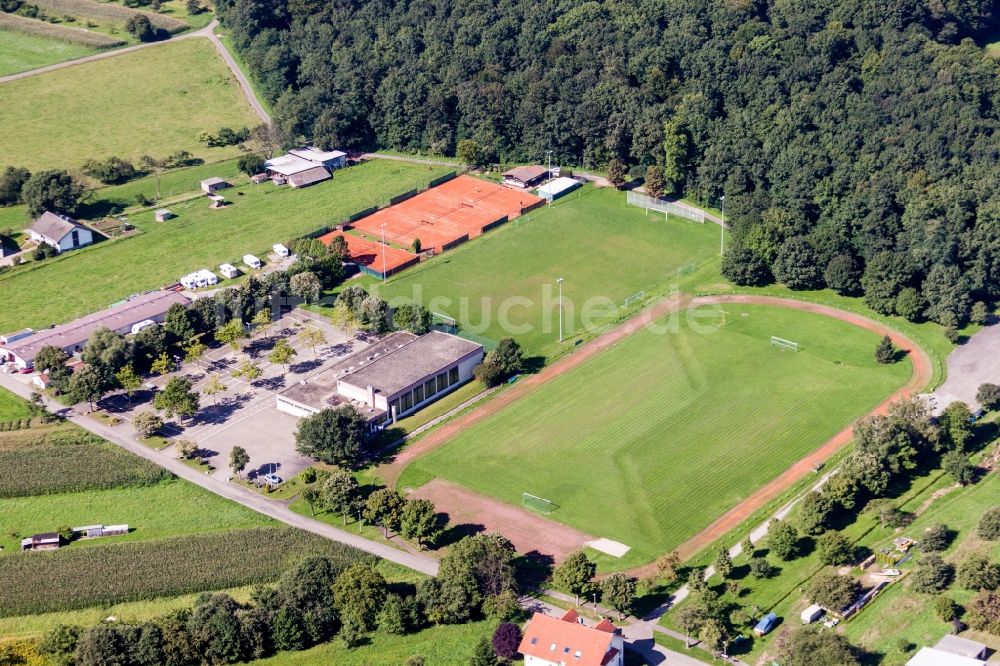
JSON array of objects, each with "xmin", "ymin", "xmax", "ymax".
[
  {"xmin": 557, "ymin": 277, "xmax": 564, "ymax": 342},
  {"xmin": 381, "ymin": 222, "xmax": 386, "ymax": 282},
  {"xmin": 719, "ymin": 195, "xmax": 726, "ymax": 256}
]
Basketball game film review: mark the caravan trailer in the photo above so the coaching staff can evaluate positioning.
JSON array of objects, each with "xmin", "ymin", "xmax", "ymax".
[
  {"xmin": 219, "ymin": 263, "xmax": 239, "ymax": 279},
  {"xmin": 243, "ymin": 254, "xmax": 262, "ymax": 270}
]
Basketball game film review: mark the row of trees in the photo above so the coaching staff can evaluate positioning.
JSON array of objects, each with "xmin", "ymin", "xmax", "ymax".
[{"xmin": 552, "ymin": 551, "xmax": 637, "ymax": 620}]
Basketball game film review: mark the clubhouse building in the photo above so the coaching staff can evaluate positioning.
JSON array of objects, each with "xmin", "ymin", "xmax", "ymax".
[{"xmin": 276, "ymin": 330, "xmax": 483, "ymax": 428}]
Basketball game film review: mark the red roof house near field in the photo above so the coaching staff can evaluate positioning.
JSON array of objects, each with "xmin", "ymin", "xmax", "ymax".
[{"xmin": 518, "ymin": 610, "xmax": 624, "ymax": 666}]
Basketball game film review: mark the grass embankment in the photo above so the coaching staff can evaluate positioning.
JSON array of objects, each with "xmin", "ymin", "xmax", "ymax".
[{"xmin": 400, "ymin": 304, "xmax": 911, "ymax": 564}]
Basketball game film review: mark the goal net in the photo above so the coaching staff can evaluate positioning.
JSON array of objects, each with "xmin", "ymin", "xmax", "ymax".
[
  {"xmin": 770, "ymin": 336, "xmax": 799, "ymax": 352},
  {"xmin": 522, "ymin": 492, "xmax": 558, "ymax": 514},
  {"xmin": 622, "ymin": 291, "xmax": 645, "ymax": 309},
  {"xmin": 677, "ymin": 262, "xmax": 696, "ymax": 276},
  {"xmin": 431, "ymin": 312, "xmax": 458, "ymax": 334}
]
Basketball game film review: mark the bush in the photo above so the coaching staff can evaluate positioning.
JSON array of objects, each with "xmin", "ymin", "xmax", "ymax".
[
  {"xmin": 910, "ymin": 555, "xmax": 954, "ymax": 593},
  {"xmin": 817, "ymin": 531, "xmax": 854, "ymax": 566},
  {"xmin": 918, "ymin": 524, "xmax": 951, "ymax": 552},
  {"xmin": 956, "ymin": 555, "xmax": 1000, "ymax": 591},
  {"xmin": 82, "ymin": 156, "xmax": 137, "ymax": 184},
  {"xmin": 966, "ymin": 590, "xmax": 1000, "ymax": 634},
  {"xmin": 749, "ymin": 557, "xmax": 777, "ymax": 579},
  {"xmin": 237, "ymin": 153, "xmax": 265, "ymax": 176},
  {"xmin": 807, "ymin": 573, "xmax": 860, "ymax": 611},
  {"xmin": 124, "ymin": 13, "xmax": 155, "ymax": 40},
  {"xmin": 979, "ymin": 507, "xmax": 1000, "ymax": 540},
  {"xmin": 933, "ymin": 596, "xmax": 959, "ymax": 622},
  {"xmin": 976, "ymin": 383, "xmax": 1000, "ymax": 411}
]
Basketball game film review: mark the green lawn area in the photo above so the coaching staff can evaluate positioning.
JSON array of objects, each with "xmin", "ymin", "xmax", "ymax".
[
  {"xmin": 371, "ymin": 185, "xmax": 720, "ymax": 359},
  {"xmin": 0, "ymin": 28, "xmax": 98, "ymax": 77},
  {"xmin": 0, "ymin": 38, "xmax": 258, "ymax": 171},
  {"xmin": 0, "ymin": 388, "xmax": 31, "ymax": 422},
  {"xmin": 252, "ymin": 620, "xmax": 496, "ymax": 665},
  {"xmin": 399, "ymin": 304, "xmax": 912, "ymax": 563},
  {"xmin": 0, "ymin": 479, "xmax": 272, "ymax": 552},
  {"xmin": 0, "ymin": 159, "xmax": 449, "ymax": 331}
]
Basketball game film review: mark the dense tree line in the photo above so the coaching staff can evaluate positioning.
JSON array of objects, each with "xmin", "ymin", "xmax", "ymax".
[{"xmin": 215, "ymin": 0, "xmax": 998, "ymax": 317}]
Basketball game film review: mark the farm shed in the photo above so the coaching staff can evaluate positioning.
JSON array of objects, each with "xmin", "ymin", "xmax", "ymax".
[
  {"xmin": 251, "ymin": 173, "xmax": 269, "ymax": 184},
  {"xmin": 200, "ymin": 177, "xmax": 231, "ymax": 194},
  {"xmin": 25, "ymin": 211, "xmax": 94, "ymax": 253},
  {"xmin": 20, "ymin": 533, "xmax": 60, "ymax": 551},
  {"xmin": 289, "ymin": 147, "xmax": 347, "ymax": 169},
  {"xmin": 287, "ymin": 166, "xmax": 331, "ymax": 188},
  {"xmin": 0, "ymin": 290, "xmax": 189, "ymax": 370},
  {"xmin": 154, "ymin": 209, "xmax": 174, "ymax": 222}
]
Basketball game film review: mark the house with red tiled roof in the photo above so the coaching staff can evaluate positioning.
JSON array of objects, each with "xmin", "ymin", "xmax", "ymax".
[{"xmin": 518, "ymin": 609, "xmax": 624, "ymax": 666}]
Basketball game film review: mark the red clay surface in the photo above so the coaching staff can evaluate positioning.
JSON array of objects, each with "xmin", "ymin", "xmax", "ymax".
[
  {"xmin": 318, "ymin": 230, "xmax": 419, "ymax": 276},
  {"xmin": 352, "ymin": 175, "xmax": 543, "ymax": 253},
  {"xmin": 383, "ymin": 294, "xmax": 933, "ymax": 566},
  {"xmin": 407, "ymin": 478, "xmax": 593, "ymax": 563}
]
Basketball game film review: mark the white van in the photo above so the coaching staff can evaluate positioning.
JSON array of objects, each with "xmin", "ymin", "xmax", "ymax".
[{"xmin": 243, "ymin": 254, "xmax": 262, "ymax": 269}]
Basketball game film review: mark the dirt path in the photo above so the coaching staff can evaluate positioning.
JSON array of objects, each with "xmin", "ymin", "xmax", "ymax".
[{"xmin": 382, "ymin": 293, "xmax": 933, "ymax": 569}]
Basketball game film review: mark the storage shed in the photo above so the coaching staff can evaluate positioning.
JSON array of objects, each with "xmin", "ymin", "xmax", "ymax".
[
  {"xmin": 800, "ymin": 604, "xmax": 824, "ymax": 624},
  {"xmin": 200, "ymin": 178, "xmax": 231, "ymax": 194},
  {"xmin": 154, "ymin": 209, "xmax": 174, "ymax": 222}
]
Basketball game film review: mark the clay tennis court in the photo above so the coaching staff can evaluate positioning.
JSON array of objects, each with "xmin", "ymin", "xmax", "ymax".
[
  {"xmin": 352, "ymin": 174, "xmax": 544, "ymax": 253},
  {"xmin": 318, "ymin": 230, "xmax": 420, "ymax": 276}
]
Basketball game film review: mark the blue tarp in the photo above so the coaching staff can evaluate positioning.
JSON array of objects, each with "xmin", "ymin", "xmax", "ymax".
[{"xmin": 754, "ymin": 612, "xmax": 777, "ymax": 635}]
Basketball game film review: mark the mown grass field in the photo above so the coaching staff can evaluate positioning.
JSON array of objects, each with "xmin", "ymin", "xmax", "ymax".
[
  {"xmin": 0, "ymin": 160, "xmax": 448, "ymax": 331},
  {"xmin": 0, "ymin": 478, "xmax": 272, "ymax": 551},
  {"xmin": 0, "ymin": 39, "xmax": 257, "ymax": 171},
  {"xmin": 0, "ymin": 388, "xmax": 31, "ymax": 421},
  {"xmin": 0, "ymin": 527, "xmax": 371, "ymax": 615},
  {"xmin": 400, "ymin": 304, "xmax": 912, "ymax": 562},
  {"xmin": 0, "ymin": 26, "xmax": 100, "ymax": 76},
  {"xmin": 254, "ymin": 620, "xmax": 496, "ymax": 665},
  {"xmin": 370, "ymin": 185, "xmax": 720, "ymax": 358}
]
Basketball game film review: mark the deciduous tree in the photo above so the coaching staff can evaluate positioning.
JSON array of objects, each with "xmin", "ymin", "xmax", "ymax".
[
  {"xmin": 553, "ymin": 551, "xmax": 596, "ymax": 605},
  {"xmin": 229, "ymin": 446, "xmax": 250, "ymax": 479},
  {"xmin": 295, "ymin": 406, "xmax": 368, "ymax": 466},
  {"xmin": 600, "ymin": 572, "xmax": 636, "ymax": 620}
]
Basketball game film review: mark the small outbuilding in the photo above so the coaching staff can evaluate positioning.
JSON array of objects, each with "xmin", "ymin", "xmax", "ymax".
[
  {"xmin": 502, "ymin": 165, "xmax": 549, "ymax": 189},
  {"xmin": 800, "ymin": 604, "xmax": 824, "ymax": 624},
  {"xmin": 537, "ymin": 176, "xmax": 581, "ymax": 201},
  {"xmin": 201, "ymin": 177, "xmax": 231, "ymax": 194},
  {"xmin": 251, "ymin": 173, "xmax": 269, "ymax": 184},
  {"xmin": 21, "ymin": 533, "xmax": 60, "ymax": 551},
  {"xmin": 933, "ymin": 635, "xmax": 988, "ymax": 660},
  {"xmin": 154, "ymin": 209, "xmax": 174, "ymax": 222},
  {"xmin": 219, "ymin": 263, "xmax": 239, "ymax": 279},
  {"xmin": 907, "ymin": 647, "xmax": 985, "ymax": 666},
  {"xmin": 243, "ymin": 254, "xmax": 262, "ymax": 269}
]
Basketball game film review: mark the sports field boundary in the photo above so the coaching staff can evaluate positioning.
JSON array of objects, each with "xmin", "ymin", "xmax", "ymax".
[{"xmin": 382, "ymin": 295, "xmax": 932, "ymax": 567}]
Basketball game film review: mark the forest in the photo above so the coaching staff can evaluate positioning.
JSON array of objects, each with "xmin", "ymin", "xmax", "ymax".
[{"xmin": 214, "ymin": 0, "xmax": 1000, "ymax": 324}]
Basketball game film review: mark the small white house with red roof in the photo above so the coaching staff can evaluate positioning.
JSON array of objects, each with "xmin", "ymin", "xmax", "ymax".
[{"xmin": 518, "ymin": 609, "xmax": 624, "ymax": 666}]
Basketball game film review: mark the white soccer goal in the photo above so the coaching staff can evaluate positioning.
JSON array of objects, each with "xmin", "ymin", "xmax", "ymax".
[
  {"xmin": 626, "ymin": 191, "xmax": 705, "ymax": 223},
  {"xmin": 522, "ymin": 492, "xmax": 558, "ymax": 514},
  {"xmin": 770, "ymin": 336, "xmax": 800, "ymax": 352},
  {"xmin": 677, "ymin": 262, "xmax": 696, "ymax": 276},
  {"xmin": 622, "ymin": 291, "xmax": 645, "ymax": 309}
]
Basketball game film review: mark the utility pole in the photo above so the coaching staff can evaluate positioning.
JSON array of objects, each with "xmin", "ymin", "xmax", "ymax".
[
  {"xmin": 381, "ymin": 222, "xmax": 387, "ymax": 281},
  {"xmin": 557, "ymin": 277, "xmax": 564, "ymax": 342},
  {"xmin": 719, "ymin": 195, "xmax": 726, "ymax": 256}
]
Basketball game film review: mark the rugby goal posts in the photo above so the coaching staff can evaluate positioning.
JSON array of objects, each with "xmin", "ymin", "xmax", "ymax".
[
  {"xmin": 522, "ymin": 492, "xmax": 558, "ymax": 514},
  {"xmin": 770, "ymin": 336, "xmax": 800, "ymax": 352}
]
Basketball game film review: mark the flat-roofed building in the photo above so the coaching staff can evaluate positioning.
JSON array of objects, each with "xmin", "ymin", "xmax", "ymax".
[
  {"xmin": 276, "ymin": 330, "xmax": 483, "ymax": 427},
  {"xmin": 0, "ymin": 290, "xmax": 189, "ymax": 370}
]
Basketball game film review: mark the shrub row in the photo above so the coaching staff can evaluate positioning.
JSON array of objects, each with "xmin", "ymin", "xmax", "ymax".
[
  {"xmin": 0, "ymin": 527, "xmax": 373, "ymax": 616},
  {"xmin": 0, "ymin": 433, "xmax": 170, "ymax": 497},
  {"xmin": 0, "ymin": 10, "xmax": 125, "ymax": 46},
  {"xmin": 0, "ymin": 418, "xmax": 33, "ymax": 431},
  {"xmin": 29, "ymin": 0, "xmax": 189, "ymax": 32}
]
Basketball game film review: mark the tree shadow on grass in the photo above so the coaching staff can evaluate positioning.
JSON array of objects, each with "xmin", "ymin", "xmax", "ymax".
[
  {"xmin": 435, "ymin": 520, "xmax": 485, "ymax": 549},
  {"xmin": 515, "ymin": 551, "xmax": 554, "ymax": 592}
]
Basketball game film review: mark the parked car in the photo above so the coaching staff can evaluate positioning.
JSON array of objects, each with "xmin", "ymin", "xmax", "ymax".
[
  {"xmin": 262, "ymin": 473, "xmax": 282, "ymax": 485},
  {"xmin": 880, "ymin": 569, "xmax": 901, "ymax": 577}
]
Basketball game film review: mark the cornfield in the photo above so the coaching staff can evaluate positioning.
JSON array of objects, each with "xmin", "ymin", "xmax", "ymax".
[
  {"xmin": 28, "ymin": 0, "xmax": 190, "ymax": 33},
  {"xmin": 0, "ymin": 431, "xmax": 170, "ymax": 497},
  {"xmin": 0, "ymin": 11, "xmax": 125, "ymax": 47},
  {"xmin": 0, "ymin": 527, "xmax": 373, "ymax": 616}
]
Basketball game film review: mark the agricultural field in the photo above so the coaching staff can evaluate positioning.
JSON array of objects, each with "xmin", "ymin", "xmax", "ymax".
[
  {"xmin": 30, "ymin": 0, "xmax": 189, "ymax": 34},
  {"xmin": 254, "ymin": 620, "xmax": 496, "ymax": 665},
  {"xmin": 371, "ymin": 185, "xmax": 720, "ymax": 358},
  {"xmin": 0, "ymin": 21, "xmax": 103, "ymax": 77},
  {"xmin": 0, "ymin": 39, "xmax": 257, "ymax": 171},
  {"xmin": 0, "ymin": 423, "xmax": 170, "ymax": 497},
  {"xmin": 0, "ymin": 159, "xmax": 449, "ymax": 332},
  {"xmin": 0, "ymin": 527, "xmax": 371, "ymax": 615},
  {"xmin": 399, "ymin": 304, "xmax": 912, "ymax": 564}
]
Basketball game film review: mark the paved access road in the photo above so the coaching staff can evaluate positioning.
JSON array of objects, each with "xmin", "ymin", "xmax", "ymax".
[{"xmin": 0, "ymin": 373, "xmax": 438, "ymax": 576}]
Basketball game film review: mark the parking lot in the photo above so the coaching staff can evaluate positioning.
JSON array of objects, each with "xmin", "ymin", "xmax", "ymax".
[{"xmin": 105, "ymin": 307, "xmax": 370, "ymax": 482}]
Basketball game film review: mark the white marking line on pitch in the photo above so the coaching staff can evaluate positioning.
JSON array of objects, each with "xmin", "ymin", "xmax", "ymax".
[{"xmin": 585, "ymin": 538, "xmax": 631, "ymax": 558}]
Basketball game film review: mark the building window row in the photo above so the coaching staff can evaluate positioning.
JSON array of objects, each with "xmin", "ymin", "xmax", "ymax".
[{"xmin": 390, "ymin": 364, "xmax": 462, "ymax": 417}]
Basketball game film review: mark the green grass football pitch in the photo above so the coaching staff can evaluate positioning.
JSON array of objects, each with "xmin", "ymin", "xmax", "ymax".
[
  {"xmin": 399, "ymin": 303, "xmax": 912, "ymax": 562},
  {"xmin": 0, "ymin": 39, "xmax": 258, "ymax": 171},
  {"xmin": 0, "ymin": 159, "xmax": 449, "ymax": 332},
  {"xmin": 371, "ymin": 185, "xmax": 722, "ymax": 358}
]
